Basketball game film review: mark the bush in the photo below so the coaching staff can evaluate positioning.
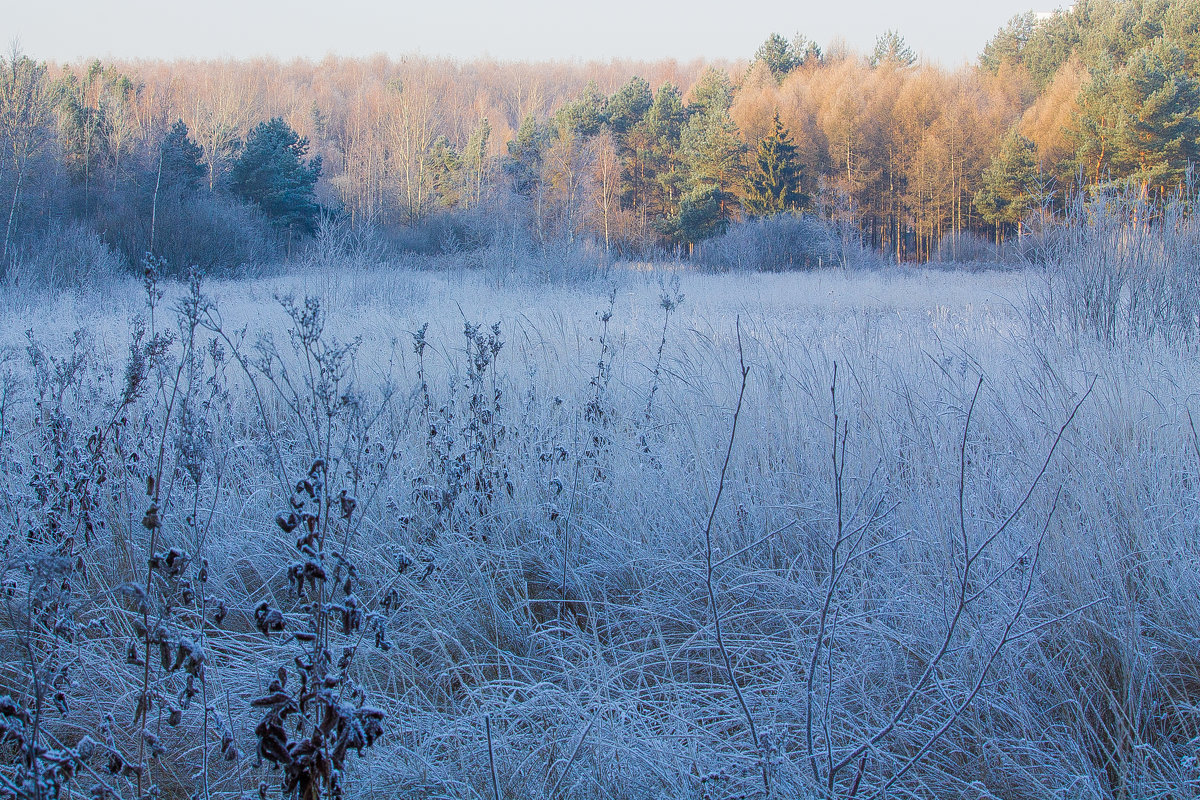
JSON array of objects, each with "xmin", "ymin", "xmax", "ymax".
[
  {"xmin": 8, "ymin": 221, "xmax": 123, "ymax": 290},
  {"xmin": 510, "ymin": 236, "xmax": 613, "ymax": 283},
  {"xmin": 298, "ymin": 214, "xmax": 392, "ymax": 273},
  {"xmin": 388, "ymin": 202, "xmax": 514, "ymax": 257},
  {"xmin": 386, "ymin": 193, "xmax": 615, "ymax": 283},
  {"xmin": 933, "ymin": 230, "xmax": 1002, "ymax": 265},
  {"xmin": 695, "ymin": 213, "xmax": 863, "ymax": 271},
  {"xmin": 87, "ymin": 181, "xmax": 280, "ymax": 277},
  {"xmin": 150, "ymin": 193, "xmax": 278, "ymax": 275}
]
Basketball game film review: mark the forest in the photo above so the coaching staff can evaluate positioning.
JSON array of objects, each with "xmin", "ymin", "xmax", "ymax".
[{"xmin": 4, "ymin": 0, "xmax": 1200, "ymax": 282}]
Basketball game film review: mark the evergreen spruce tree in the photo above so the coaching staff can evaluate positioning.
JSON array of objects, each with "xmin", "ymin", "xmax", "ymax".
[
  {"xmin": 744, "ymin": 112, "xmax": 807, "ymax": 216},
  {"xmin": 230, "ymin": 117, "xmax": 322, "ymax": 235}
]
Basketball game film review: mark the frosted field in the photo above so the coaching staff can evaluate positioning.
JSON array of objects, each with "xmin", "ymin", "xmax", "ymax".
[{"xmin": 2, "ymin": 264, "xmax": 1198, "ymax": 800}]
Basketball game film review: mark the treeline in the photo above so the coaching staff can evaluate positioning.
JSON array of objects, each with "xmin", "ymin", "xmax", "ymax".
[{"xmin": 3, "ymin": 0, "xmax": 1200, "ymax": 278}]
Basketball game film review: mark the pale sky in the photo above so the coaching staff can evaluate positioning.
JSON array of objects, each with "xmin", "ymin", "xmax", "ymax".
[{"xmin": 7, "ymin": 0, "xmax": 1068, "ymax": 67}]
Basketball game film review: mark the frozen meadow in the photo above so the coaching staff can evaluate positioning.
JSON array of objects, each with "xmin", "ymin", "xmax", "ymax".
[{"xmin": 1, "ymin": 262, "xmax": 1198, "ymax": 800}]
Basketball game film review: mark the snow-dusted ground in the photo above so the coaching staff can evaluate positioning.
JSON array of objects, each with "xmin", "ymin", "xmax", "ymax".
[{"xmin": 2, "ymin": 264, "xmax": 1197, "ymax": 799}]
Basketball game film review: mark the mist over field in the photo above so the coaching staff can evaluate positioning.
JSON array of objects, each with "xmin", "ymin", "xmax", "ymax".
[{"xmin": 5, "ymin": 2, "xmax": 1200, "ymax": 799}]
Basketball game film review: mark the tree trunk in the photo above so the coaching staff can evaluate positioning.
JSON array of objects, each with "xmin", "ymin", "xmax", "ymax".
[
  {"xmin": 149, "ymin": 148, "xmax": 164, "ymax": 257},
  {"xmin": 3, "ymin": 168, "xmax": 24, "ymax": 281},
  {"xmin": 603, "ymin": 188, "xmax": 610, "ymax": 253}
]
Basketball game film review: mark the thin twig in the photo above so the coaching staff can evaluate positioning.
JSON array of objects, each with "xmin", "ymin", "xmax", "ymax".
[
  {"xmin": 563, "ymin": 419, "xmax": 582, "ymax": 602},
  {"xmin": 1007, "ymin": 597, "xmax": 1108, "ymax": 643},
  {"xmin": 546, "ymin": 710, "xmax": 599, "ymax": 799},
  {"xmin": 702, "ymin": 317, "xmax": 769, "ymax": 797},
  {"xmin": 712, "ymin": 520, "xmax": 798, "ymax": 570},
  {"xmin": 873, "ymin": 490, "xmax": 1061, "ymax": 798},
  {"xmin": 829, "ymin": 376, "xmax": 1095, "ymax": 787},
  {"xmin": 485, "ymin": 714, "xmax": 500, "ymax": 800},
  {"xmin": 1187, "ymin": 409, "xmax": 1200, "ymax": 472},
  {"xmin": 808, "ymin": 361, "xmax": 845, "ymax": 787}
]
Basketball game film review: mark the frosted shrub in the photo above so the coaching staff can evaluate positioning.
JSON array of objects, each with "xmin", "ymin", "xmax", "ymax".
[
  {"xmin": 298, "ymin": 215, "xmax": 390, "ymax": 274},
  {"xmin": 8, "ymin": 222, "xmax": 122, "ymax": 290},
  {"xmin": 933, "ymin": 230, "xmax": 1003, "ymax": 265},
  {"xmin": 696, "ymin": 213, "xmax": 841, "ymax": 271}
]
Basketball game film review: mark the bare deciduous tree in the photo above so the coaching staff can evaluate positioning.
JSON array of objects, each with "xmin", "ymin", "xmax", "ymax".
[{"xmin": 0, "ymin": 46, "xmax": 52, "ymax": 276}]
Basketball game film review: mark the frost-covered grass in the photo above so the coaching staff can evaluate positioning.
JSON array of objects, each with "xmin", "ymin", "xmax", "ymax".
[{"xmin": 2, "ymin": 263, "xmax": 1198, "ymax": 800}]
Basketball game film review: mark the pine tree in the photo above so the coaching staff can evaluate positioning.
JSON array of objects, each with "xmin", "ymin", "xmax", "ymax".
[
  {"xmin": 744, "ymin": 112, "xmax": 807, "ymax": 216},
  {"xmin": 871, "ymin": 30, "xmax": 917, "ymax": 68},
  {"xmin": 974, "ymin": 129, "xmax": 1039, "ymax": 243},
  {"xmin": 1111, "ymin": 40, "xmax": 1200, "ymax": 193},
  {"xmin": 753, "ymin": 34, "xmax": 798, "ymax": 82},
  {"xmin": 1073, "ymin": 39, "xmax": 1200, "ymax": 194},
  {"xmin": 678, "ymin": 105, "xmax": 745, "ymax": 220},
  {"xmin": 428, "ymin": 136, "xmax": 462, "ymax": 208},
  {"xmin": 980, "ymin": 13, "xmax": 1039, "ymax": 74},
  {"xmin": 607, "ymin": 76, "xmax": 652, "ymax": 134},
  {"xmin": 160, "ymin": 119, "xmax": 204, "ymax": 192},
  {"xmin": 791, "ymin": 34, "xmax": 823, "ymax": 68},
  {"xmin": 463, "ymin": 117, "xmax": 491, "ymax": 206},
  {"xmin": 503, "ymin": 114, "xmax": 550, "ymax": 195},
  {"xmin": 669, "ymin": 183, "xmax": 724, "ymax": 248},
  {"xmin": 626, "ymin": 83, "xmax": 686, "ymax": 221},
  {"xmin": 687, "ymin": 68, "xmax": 734, "ymax": 118},
  {"xmin": 555, "ymin": 81, "xmax": 607, "ymax": 137},
  {"xmin": 54, "ymin": 61, "xmax": 112, "ymax": 195},
  {"xmin": 230, "ymin": 117, "xmax": 322, "ymax": 236},
  {"xmin": 1072, "ymin": 51, "xmax": 1119, "ymax": 186}
]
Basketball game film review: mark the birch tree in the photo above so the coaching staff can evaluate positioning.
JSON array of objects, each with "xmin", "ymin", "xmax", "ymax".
[{"xmin": 0, "ymin": 48, "xmax": 52, "ymax": 274}]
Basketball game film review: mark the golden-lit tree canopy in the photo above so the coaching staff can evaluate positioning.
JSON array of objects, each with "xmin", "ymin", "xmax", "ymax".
[{"xmin": 3, "ymin": 1, "xmax": 1200, "ymax": 268}]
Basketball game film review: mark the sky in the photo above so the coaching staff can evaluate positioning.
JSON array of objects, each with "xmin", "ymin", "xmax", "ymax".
[{"xmin": 6, "ymin": 0, "xmax": 1070, "ymax": 67}]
